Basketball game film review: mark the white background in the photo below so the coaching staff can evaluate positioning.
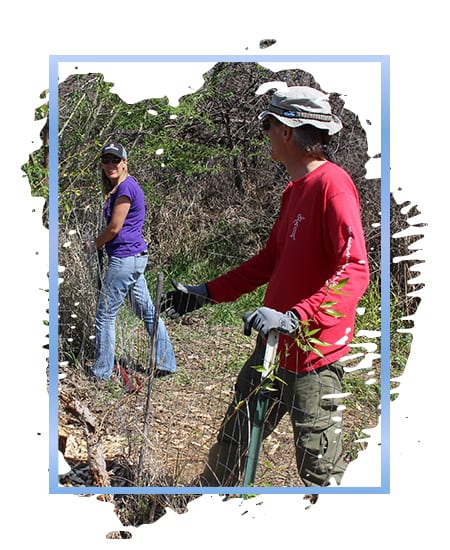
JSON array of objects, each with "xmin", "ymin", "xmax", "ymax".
[{"xmin": 1, "ymin": 1, "xmax": 448, "ymax": 548}]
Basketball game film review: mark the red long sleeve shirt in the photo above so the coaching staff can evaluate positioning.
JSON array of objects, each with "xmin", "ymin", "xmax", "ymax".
[{"xmin": 206, "ymin": 161, "xmax": 370, "ymax": 373}]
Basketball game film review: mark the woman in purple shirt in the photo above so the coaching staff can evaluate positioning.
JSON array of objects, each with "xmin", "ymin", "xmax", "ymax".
[{"xmin": 87, "ymin": 142, "xmax": 176, "ymax": 383}]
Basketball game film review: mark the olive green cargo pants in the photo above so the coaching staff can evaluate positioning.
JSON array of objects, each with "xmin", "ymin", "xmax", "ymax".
[{"xmin": 197, "ymin": 335, "xmax": 347, "ymax": 487}]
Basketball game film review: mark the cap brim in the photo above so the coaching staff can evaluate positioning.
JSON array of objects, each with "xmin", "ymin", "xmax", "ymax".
[
  {"xmin": 101, "ymin": 151, "xmax": 125, "ymax": 159},
  {"xmin": 258, "ymin": 111, "xmax": 342, "ymax": 135}
]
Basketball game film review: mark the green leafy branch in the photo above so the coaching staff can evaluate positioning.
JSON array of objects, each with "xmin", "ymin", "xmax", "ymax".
[
  {"xmin": 294, "ymin": 322, "xmax": 330, "ymax": 358},
  {"xmin": 294, "ymin": 277, "xmax": 349, "ymax": 358},
  {"xmin": 226, "ymin": 351, "xmax": 285, "ymax": 423},
  {"xmin": 252, "ymin": 355, "xmax": 287, "ymax": 392}
]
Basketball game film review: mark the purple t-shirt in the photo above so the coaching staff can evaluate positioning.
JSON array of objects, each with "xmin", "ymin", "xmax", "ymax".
[{"xmin": 103, "ymin": 175, "xmax": 147, "ymax": 258}]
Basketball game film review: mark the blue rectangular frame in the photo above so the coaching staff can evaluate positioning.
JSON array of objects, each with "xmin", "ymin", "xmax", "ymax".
[{"xmin": 48, "ymin": 54, "xmax": 390, "ymax": 495}]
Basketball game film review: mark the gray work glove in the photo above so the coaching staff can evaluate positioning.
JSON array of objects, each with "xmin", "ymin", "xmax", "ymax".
[
  {"xmin": 160, "ymin": 279, "xmax": 210, "ymax": 319},
  {"xmin": 243, "ymin": 306, "xmax": 299, "ymax": 337}
]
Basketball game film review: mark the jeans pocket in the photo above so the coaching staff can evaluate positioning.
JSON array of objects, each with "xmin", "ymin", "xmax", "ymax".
[{"xmin": 135, "ymin": 254, "xmax": 148, "ymax": 276}]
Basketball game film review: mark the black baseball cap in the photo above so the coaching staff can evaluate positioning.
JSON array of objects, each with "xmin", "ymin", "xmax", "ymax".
[{"xmin": 101, "ymin": 142, "xmax": 127, "ymax": 159}]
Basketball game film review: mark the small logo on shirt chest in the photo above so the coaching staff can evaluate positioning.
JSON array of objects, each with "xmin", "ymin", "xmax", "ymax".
[{"xmin": 290, "ymin": 213, "xmax": 305, "ymax": 240}]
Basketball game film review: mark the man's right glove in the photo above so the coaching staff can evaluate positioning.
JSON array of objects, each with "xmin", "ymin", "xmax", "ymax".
[
  {"xmin": 243, "ymin": 306, "xmax": 299, "ymax": 337},
  {"xmin": 160, "ymin": 279, "xmax": 210, "ymax": 319}
]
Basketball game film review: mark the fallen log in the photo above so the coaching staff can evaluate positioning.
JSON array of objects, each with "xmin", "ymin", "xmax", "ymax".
[{"xmin": 59, "ymin": 390, "xmax": 112, "ymax": 493}]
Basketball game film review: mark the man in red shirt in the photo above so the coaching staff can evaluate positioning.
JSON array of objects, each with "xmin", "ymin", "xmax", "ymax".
[{"xmin": 162, "ymin": 86, "xmax": 370, "ymax": 488}]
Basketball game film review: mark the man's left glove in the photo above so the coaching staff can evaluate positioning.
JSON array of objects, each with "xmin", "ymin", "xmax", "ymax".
[
  {"xmin": 160, "ymin": 279, "xmax": 210, "ymax": 319},
  {"xmin": 243, "ymin": 307, "xmax": 299, "ymax": 337}
]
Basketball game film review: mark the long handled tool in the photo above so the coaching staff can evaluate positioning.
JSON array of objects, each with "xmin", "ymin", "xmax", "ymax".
[{"xmin": 243, "ymin": 329, "xmax": 279, "ymax": 487}]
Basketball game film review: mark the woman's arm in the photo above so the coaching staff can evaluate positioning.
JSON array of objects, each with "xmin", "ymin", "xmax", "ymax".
[{"xmin": 94, "ymin": 196, "xmax": 131, "ymax": 249}]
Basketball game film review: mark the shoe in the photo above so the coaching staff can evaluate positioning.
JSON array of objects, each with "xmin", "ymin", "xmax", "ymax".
[{"xmin": 153, "ymin": 369, "xmax": 173, "ymax": 378}]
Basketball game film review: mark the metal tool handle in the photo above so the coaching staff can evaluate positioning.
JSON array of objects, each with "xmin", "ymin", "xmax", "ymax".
[
  {"xmin": 243, "ymin": 329, "xmax": 279, "ymax": 489},
  {"xmin": 261, "ymin": 330, "xmax": 279, "ymax": 378}
]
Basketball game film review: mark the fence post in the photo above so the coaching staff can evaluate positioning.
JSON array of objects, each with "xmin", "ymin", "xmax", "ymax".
[{"xmin": 137, "ymin": 272, "xmax": 164, "ymax": 480}]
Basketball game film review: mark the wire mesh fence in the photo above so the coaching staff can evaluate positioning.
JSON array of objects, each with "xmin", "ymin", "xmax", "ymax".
[
  {"xmin": 58, "ymin": 262, "xmax": 381, "ymax": 490},
  {"xmin": 52, "ymin": 62, "xmax": 401, "ymax": 493}
]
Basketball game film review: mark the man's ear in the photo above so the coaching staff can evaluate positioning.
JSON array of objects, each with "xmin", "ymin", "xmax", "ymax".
[{"xmin": 282, "ymin": 125, "xmax": 293, "ymax": 143}]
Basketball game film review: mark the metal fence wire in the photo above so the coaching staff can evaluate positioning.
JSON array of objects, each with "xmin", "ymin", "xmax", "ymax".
[{"xmin": 58, "ymin": 269, "xmax": 382, "ymax": 490}]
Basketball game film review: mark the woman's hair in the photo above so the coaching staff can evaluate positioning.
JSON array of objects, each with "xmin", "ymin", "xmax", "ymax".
[
  {"xmin": 101, "ymin": 162, "xmax": 129, "ymax": 200},
  {"xmin": 292, "ymin": 125, "xmax": 331, "ymax": 161}
]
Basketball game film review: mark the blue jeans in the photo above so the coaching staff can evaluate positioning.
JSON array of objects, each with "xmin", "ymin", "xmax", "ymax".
[{"xmin": 90, "ymin": 253, "xmax": 176, "ymax": 379}]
